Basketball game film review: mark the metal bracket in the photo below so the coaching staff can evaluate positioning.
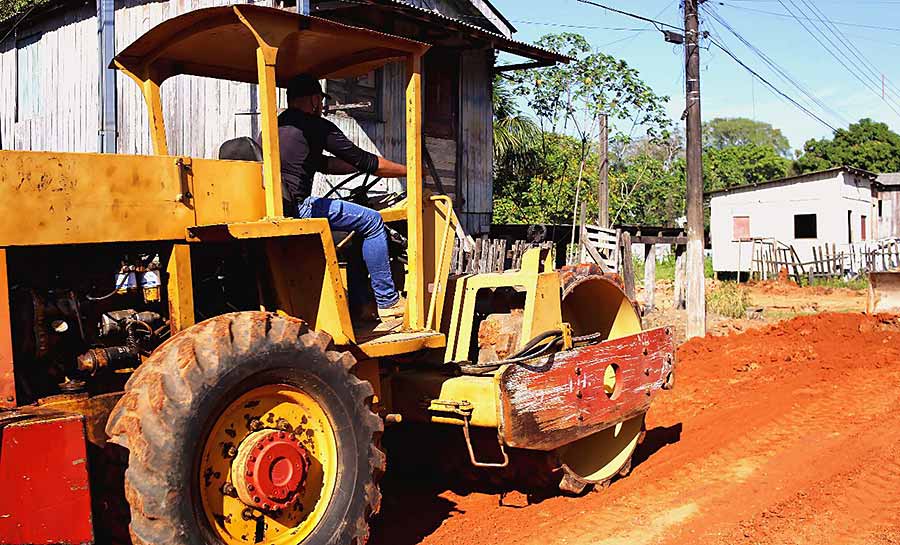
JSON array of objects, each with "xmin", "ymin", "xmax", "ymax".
[{"xmin": 428, "ymin": 399, "xmax": 509, "ymax": 469}]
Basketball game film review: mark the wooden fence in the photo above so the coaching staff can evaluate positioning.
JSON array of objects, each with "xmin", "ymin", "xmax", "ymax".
[
  {"xmin": 752, "ymin": 237, "xmax": 900, "ymax": 283},
  {"xmin": 450, "ymin": 236, "xmax": 555, "ymax": 274}
]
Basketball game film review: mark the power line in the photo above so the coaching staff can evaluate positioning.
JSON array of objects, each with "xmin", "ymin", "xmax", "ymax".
[
  {"xmin": 575, "ymin": 0, "xmax": 682, "ymax": 31},
  {"xmin": 714, "ymin": 2, "xmax": 900, "ymax": 32},
  {"xmin": 702, "ymin": 4, "xmax": 849, "ymax": 125},
  {"xmin": 508, "ymin": 20, "xmax": 652, "ymax": 31},
  {"xmin": 706, "ymin": 35, "xmax": 838, "ymax": 132},
  {"xmin": 775, "ymin": 0, "xmax": 900, "ymax": 118},
  {"xmin": 794, "ymin": 0, "xmax": 900, "ymax": 100}
]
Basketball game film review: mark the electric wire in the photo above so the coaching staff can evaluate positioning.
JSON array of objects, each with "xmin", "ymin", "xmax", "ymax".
[
  {"xmin": 702, "ymin": 4, "xmax": 849, "ymax": 126},
  {"xmin": 705, "ymin": 35, "xmax": 838, "ymax": 132},
  {"xmin": 575, "ymin": 0, "xmax": 682, "ymax": 31},
  {"xmin": 714, "ymin": 1, "xmax": 900, "ymax": 33},
  {"xmin": 793, "ymin": 0, "xmax": 900, "ymax": 102},
  {"xmin": 774, "ymin": 0, "xmax": 900, "ymax": 119}
]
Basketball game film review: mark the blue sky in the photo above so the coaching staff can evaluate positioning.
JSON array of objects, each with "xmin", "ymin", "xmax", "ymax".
[{"xmin": 491, "ymin": 0, "xmax": 900, "ymax": 154}]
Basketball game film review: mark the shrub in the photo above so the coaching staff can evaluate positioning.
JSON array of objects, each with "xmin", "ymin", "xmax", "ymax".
[{"xmin": 708, "ymin": 282, "xmax": 751, "ymax": 319}]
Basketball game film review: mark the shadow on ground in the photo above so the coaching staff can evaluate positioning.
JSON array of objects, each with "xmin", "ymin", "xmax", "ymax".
[{"xmin": 368, "ymin": 422, "xmax": 682, "ymax": 545}]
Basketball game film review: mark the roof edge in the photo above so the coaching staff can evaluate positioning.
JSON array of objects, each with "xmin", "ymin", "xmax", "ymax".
[{"xmin": 706, "ymin": 165, "xmax": 879, "ymax": 198}]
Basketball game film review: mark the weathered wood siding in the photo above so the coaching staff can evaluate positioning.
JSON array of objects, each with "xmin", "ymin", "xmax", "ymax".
[
  {"xmin": 114, "ymin": 0, "xmax": 256, "ymax": 157},
  {"xmin": 458, "ymin": 48, "xmax": 493, "ymax": 235},
  {"xmin": 0, "ymin": 3, "xmax": 99, "ymax": 152}
]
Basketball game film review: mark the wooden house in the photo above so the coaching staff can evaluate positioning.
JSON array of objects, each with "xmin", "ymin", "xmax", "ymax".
[{"xmin": 0, "ymin": 0, "xmax": 564, "ymax": 234}]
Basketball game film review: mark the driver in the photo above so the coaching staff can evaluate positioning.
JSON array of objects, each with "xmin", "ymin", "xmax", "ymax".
[{"xmin": 279, "ymin": 74, "xmax": 407, "ymax": 320}]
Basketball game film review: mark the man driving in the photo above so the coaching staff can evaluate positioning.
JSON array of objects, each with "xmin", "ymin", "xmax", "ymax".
[{"xmin": 279, "ymin": 74, "xmax": 407, "ymax": 320}]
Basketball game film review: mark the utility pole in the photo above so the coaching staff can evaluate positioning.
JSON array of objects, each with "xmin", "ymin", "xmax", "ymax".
[
  {"xmin": 684, "ymin": 0, "xmax": 706, "ymax": 338},
  {"xmin": 597, "ymin": 113, "xmax": 610, "ymax": 228}
]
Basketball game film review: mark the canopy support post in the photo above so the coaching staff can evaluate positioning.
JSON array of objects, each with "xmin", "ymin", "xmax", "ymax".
[{"xmin": 405, "ymin": 52, "xmax": 424, "ymax": 330}]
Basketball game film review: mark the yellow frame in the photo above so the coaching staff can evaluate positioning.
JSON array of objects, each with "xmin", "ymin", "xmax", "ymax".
[{"xmin": 116, "ymin": 5, "xmax": 431, "ymax": 334}]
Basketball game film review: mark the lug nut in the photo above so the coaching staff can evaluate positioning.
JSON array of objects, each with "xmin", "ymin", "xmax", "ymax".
[
  {"xmin": 227, "ymin": 446, "xmax": 238, "ymax": 458},
  {"xmin": 249, "ymin": 419, "xmax": 262, "ymax": 431},
  {"xmin": 222, "ymin": 483, "xmax": 237, "ymax": 497}
]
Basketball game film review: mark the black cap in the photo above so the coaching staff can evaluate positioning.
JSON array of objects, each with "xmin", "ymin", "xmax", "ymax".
[{"xmin": 286, "ymin": 74, "xmax": 331, "ymax": 101}]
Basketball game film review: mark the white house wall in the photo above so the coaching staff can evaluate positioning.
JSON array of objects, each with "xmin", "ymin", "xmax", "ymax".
[{"xmin": 711, "ymin": 171, "xmax": 877, "ymax": 273}]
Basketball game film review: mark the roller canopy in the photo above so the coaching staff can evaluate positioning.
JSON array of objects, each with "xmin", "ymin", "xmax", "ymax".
[{"xmin": 113, "ymin": 4, "xmax": 430, "ymax": 84}]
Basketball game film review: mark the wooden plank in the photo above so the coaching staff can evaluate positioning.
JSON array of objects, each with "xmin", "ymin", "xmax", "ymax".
[
  {"xmin": 674, "ymin": 247, "xmax": 686, "ymax": 310},
  {"xmin": 644, "ymin": 243, "xmax": 656, "ymax": 314},
  {"xmin": 621, "ymin": 231, "xmax": 635, "ymax": 301},
  {"xmin": 498, "ymin": 326, "xmax": 676, "ymax": 451}
]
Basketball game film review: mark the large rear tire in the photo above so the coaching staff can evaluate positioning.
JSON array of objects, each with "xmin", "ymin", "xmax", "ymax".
[{"xmin": 106, "ymin": 312, "xmax": 384, "ymax": 545}]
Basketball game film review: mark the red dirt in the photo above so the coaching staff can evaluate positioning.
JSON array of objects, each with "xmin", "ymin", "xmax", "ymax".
[{"xmin": 371, "ymin": 312, "xmax": 900, "ymax": 545}]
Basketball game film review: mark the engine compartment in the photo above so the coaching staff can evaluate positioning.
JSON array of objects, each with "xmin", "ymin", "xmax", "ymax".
[{"xmin": 6, "ymin": 243, "xmax": 261, "ymax": 405}]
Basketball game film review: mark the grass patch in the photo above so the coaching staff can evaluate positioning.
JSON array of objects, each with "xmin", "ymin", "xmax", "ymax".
[
  {"xmin": 807, "ymin": 276, "xmax": 869, "ymax": 291},
  {"xmin": 634, "ymin": 254, "xmax": 714, "ymax": 284},
  {"xmin": 708, "ymin": 282, "xmax": 751, "ymax": 319}
]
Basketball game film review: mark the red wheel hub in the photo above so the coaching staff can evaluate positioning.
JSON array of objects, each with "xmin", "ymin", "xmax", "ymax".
[{"xmin": 231, "ymin": 430, "xmax": 310, "ymax": 511}]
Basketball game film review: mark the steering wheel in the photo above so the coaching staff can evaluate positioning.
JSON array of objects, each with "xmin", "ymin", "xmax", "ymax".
[{"xmin": 322, "ymin": 172, "xmax": 405, "ymax": 210}]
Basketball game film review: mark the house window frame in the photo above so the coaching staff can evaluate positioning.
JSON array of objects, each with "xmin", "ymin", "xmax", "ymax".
[
  {"xmin": 794, "ymin": 213, "xmax": 818, "ymax": 239},
  {"xmin": 732, "ymin": 215, "xmax": 751, "ymax": 241},
  {"xmin": 324, "ymin": 69, "xmax": 384, "ymax": 123}
]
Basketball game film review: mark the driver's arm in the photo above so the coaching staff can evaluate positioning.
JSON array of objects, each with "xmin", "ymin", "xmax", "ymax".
[{"xmin": 321, "ymin": 119, "xmax": 407, "ymax": 178}]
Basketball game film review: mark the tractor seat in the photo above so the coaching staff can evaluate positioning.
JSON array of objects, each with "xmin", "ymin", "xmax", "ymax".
[{"xmin": 218, "ymin": 136, "xmax": 263, "ymax": 162}]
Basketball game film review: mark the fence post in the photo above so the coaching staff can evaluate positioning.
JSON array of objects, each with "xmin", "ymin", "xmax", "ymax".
[
  {"xmin": 644, "ymin": 243, "xmax": 656, "ymax": 314},
  {"xmin": 673, "ymin": 245, "xmax": 687, "ymax": 310},
  {"xmin": 621, "ymin": 231, "xmax": 636, "ymax": 301}
]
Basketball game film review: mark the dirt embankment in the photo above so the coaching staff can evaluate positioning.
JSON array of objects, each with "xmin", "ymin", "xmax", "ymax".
[{"xmin": 372, "ymin": 312, "xmax": 900, "ymax": 545}]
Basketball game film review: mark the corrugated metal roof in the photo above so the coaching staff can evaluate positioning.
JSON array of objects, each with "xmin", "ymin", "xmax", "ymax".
[
  {"xmin": 360, "ymin": 0, "xmax": 569, "ymax": 64},
  {"xmin": 877, "ymin": 173, "xmax": 900, "ymax": 187}
]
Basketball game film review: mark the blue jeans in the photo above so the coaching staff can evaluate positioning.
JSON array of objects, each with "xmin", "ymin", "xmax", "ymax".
[{"xmin": 295, "ymin": 197, "xmax": 400, "ymax": 309}]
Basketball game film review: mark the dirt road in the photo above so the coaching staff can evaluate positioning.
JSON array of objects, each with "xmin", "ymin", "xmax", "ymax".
[{"xmin": 371, "ymin": 312, "xmax": 900, "ymax": 545}]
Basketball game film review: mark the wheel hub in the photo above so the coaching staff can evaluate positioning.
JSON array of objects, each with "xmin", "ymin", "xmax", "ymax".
[{"xmin": 231, "ymin": 429, "xmax": 310, "ymax": 511}]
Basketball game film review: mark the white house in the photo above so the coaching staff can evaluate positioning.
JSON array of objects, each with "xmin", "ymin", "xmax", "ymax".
[{"xmin": 709, "ymin": 166, "xmax": 900, "ymax": 276}]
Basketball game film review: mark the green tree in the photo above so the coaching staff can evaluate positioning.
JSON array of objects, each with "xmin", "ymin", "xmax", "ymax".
[
  {"xmin": 703, "ymin": 144, "xmax": 791, "ymax": 192},
  {"xmin": 492, "ymin": 76, "xmax": 539, "ymax": 173},
  {"xmin": 609, "ymin": 154, "xmax": 685, "ymax": 226},
  {"xmin": 795, "ymin": 118, "xmax": 900, "ymax": 174},
  {"xmin": 494, "ymin": 33, "xmax": 673, "ymax": 227},
  {"xmin": 0, "ymin": 0, "xmax": 45, "ymax": 22},
  {"xmin": 703, "ymin": 117, "xmax": 791, "ymax": 157}
]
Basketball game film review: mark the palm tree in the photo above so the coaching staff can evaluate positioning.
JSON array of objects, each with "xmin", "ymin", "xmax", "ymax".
[{"xmin": 493, "ymin": 76, "xmax": 538, "ymax": 165}]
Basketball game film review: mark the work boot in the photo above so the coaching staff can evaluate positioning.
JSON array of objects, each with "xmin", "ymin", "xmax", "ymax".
[{"xmin": 377, "ymin": 297, "xmax": 406, "ymax": 321}]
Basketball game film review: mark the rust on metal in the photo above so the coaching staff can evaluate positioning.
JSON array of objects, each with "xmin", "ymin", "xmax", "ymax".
[
  {"xmin": 499, "ymin": 326, "xmax": 676, "ymax": 451},
  {"xmin": 477, "ymin": 310, "xmax": 523, "ymax": 362}
]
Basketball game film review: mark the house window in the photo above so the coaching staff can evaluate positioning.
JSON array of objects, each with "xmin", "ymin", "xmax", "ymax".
[
  {"xmin": 861, "ymin": 215, "xmax": 867, "ymax": 241},
  {"xmin": 325, "ymin": 71, "xmax": 381, "ymax": 121},
  {"xmin": 879, "ymin": 199, "xmax": 883, "ymax": 218},
  {"xmin": 424, "ymin": 49, "xmax": 459, "ymax": 140},
  {"xmin": 732, "ymin": 216, "xmax": 750, "ymax": 241},
  {"xmin": 16, "ymin": 32, "xmax": 42, "ymax": 122},
  {"xmin": 794, "ymin": 214, "xmax": 817, "ymax": 239}
]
